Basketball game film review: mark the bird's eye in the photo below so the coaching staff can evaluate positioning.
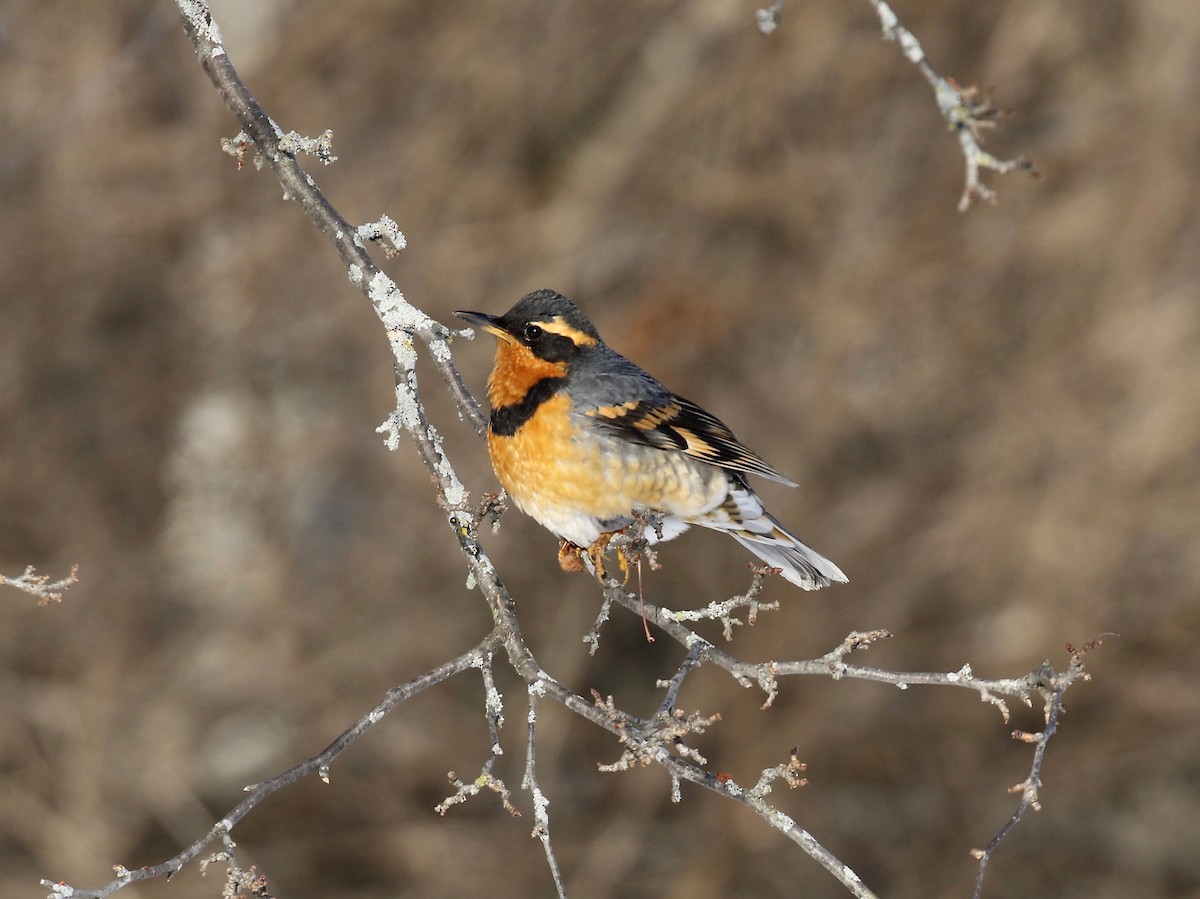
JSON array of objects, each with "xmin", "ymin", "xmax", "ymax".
[{"xmin": 523, "ymin": 323, "xmax": 544, "ymax": 341}]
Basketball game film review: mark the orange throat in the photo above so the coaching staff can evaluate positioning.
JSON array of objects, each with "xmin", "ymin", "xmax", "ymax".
[{"xmin": 487, "ymin": 339, "xmax": 568, "ymax": 409}]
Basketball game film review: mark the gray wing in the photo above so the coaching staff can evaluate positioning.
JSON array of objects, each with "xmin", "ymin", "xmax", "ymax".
[{"xmin": 573, "ymin": 347, "xmax": 797, "ymax": 486}]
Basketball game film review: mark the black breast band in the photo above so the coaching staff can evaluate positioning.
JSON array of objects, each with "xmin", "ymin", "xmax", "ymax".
[{"xmin": 490, "ymin": 377, "xmax": 568, "ymax": 436}]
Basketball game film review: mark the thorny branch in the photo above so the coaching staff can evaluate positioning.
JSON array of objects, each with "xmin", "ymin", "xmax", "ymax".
[
  {"xmin": 759, "ymin": 0, "xmax": 1036, "ymax": 210},
  {"xmin": 42, "ymin": 4, "xmax": 1088, "ymax": 899}
]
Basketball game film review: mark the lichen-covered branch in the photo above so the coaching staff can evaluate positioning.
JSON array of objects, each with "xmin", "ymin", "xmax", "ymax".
[
  {"xmin": 865, "ymin": 0, "xmax": 1035, "ymax": 210},
  {"xmin": 523, "ymin": 684, "xmax": 568, "ymax": 899},
  {"xmin": 435, "ymin": 652, "xmax": 519, "ymax": 817}
]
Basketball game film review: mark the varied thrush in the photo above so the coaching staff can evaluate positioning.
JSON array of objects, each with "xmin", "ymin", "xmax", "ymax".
[{"xmin": 456, "ymin": 289, "xmax": 847, "ymax": 590}]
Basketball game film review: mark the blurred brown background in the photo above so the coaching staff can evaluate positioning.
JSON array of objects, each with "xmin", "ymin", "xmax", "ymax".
[{"xmin": 2, "ymin": 1, "xmax": 1197, "ymax": 897}]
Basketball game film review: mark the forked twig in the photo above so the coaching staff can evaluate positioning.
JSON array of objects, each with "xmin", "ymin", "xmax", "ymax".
[
  {"xmin": 759, "ymin": 0, "xmax": 1035, "ymax": 209},
  {"xmin": 3, "ymin": 564, "xmax": 79, "ymax": 604}
]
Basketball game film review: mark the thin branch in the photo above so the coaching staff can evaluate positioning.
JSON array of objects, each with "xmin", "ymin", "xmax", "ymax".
[
  {"xmin": 655, "ymin": 642, "xmax": 705, "ymax": 717},
  {"xmin": 3, "ymin": 564, "xmax": 79, "ymax": 605},
  {"xmin": 175, "ymin": 0, "xmax": 486, "ymax": 437},
  {"xmin": 749, "ymin": 747, "xmax": 809, "ymax": 798},
  {"xmin": 759, "ymin": 0, "xmax": 1034, "ymax": 209},
  {"xmin": 592, "ymin": 581, "xmax": 1093, "ymax": 896},
  {"xmin": 524, "ymin": 684, "xmax": 568, "ymax": 899},
  {"xmin": 198, "ymin": 833, "xmax": 275, "ymax": 899},
  {"xmin": 660, "ymin": 564, "xmax": 780, "ymax": 641},
  {"xmin": 863, "ymin": 0, "xmax": 1035, "ymax": 210},
  {"xmin": 529, "ymin": 677, "xmax": 876, "ymax": 898},
  {"xmin": 582, "ymin": 590, "xmax": 616, "ymax": 656},
  {"xmin": 970, "ymin": 641, "xmax": 1096, "ymax": 898},
  {"xmin": 435, "ymin": 652, "xmax": 520, "ymax": 816},
  {"xmin": 42, "ymin": 640, "xmax": 497, "ymax": 899},
  {"xmin": 602, "ymin": 582, "xmax": 1038, "ymax": 716}
]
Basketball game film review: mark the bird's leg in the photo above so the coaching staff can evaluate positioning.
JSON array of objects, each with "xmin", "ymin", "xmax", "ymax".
[
  {"xmin": 558, "ymin": 539, "xmax": 585, "ymax": 573},
  {"xmin": 586, "ymin": 533, "xmax": 613, "ymax": 582},
  {"xmin": 615, "ymin": 548, "xmax": 631, "ymax": 585}
]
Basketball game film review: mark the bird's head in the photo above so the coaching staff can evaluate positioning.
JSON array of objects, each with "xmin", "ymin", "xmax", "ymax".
[
  {"xmin": 457, "ymin": 290, "xmax": 604, "ymax": 408},
  {"xmin": 456, "ymin": 289, "xmax": 602, "ymax": 365}
]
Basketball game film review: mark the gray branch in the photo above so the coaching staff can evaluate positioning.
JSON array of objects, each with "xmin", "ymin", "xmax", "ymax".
[{"xmin": 760, "ymin": 0, "xmax": 1035, "ymax": 210}]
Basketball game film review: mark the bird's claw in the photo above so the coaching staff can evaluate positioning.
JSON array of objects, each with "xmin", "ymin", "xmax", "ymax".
[
  {"xmin": 558, "ymin": 539, "xmax": 585, "ymax": 573},
  {"xmin": 580, "ymin": 533, "xmax": 631, "ymax": 586},
  {"xmin": 559, "ymin": 535, "xmax": 631, "ymax": 585}
]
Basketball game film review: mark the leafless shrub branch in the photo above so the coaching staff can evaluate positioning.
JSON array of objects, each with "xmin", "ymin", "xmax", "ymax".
[
  {"xmin": 970, "ymin": 639, "xmax": 1099, "ymax": 898},
  {"xmin": 40, "ymin": 4, "xmax": 1086, "ymax": 898},
  {"xmin": 759, "ymin": 0, "xmax": 1036, "ymax": 210},
  {"xmin": 523, "ymin": 685, "xmax": 568, "ymax": 899},
  {"xmin": 44, "ymin": 638, "xmax": 495, "ymax": 898},
  {"xmin": 3, "ymin": 564, "xmax": 79, "ymax": 605}
]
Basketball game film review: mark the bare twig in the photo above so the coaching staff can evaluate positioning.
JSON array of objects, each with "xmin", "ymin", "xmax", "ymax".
[
  {"xmin": 970, "ymin": 640, "xmax": 1097, "ymax": 898},
  {"xmin": 436, "ymin": 768, "xmax": 520, "ymax": 818},
  {"xmin": 435, "ymin": 652, "xmax": 520, "ymax": 817},
  {"xmin": 199, "ymin": 834, "xmax": 275, "ymax": 899},
  {"xmin": 523, "ymin": 683, "xmax": 568, "ymax": 898},
  {"xmin": 43, "ymin": 639, "xmax": 497, "ymax": 898},
  {"xmin": 749, "ymin": 747, "xmax": 809, "ymax": 798},
  {"xmin": 759, "ymin": 0, "xmax": 1034, "ymax": 209},
  {"xmin": 582, "ymin": 590, "xmax": 616, "ymax": 655},
  {"xmin": 864, "ymin": 0, "xmax": 1034, "ymax": 210},
  {"xmin": 661, "ymin": 564, "xmax": 780, "ymax": 641},
  {"xmin": 655, "ymin": 642, "xmax": 705, "ymax": 717},
  {"xmin": 3, "ymin": 564, "xmax": 79, "ymax": 605}
]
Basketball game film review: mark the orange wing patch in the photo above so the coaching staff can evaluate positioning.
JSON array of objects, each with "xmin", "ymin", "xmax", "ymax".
[
  {"xmin": 587, "ymin": 400, "xmax": 640, "ymax": 420},
  {"xmin": 630, "ymin": 402, "xmax": 681, "ymax": 431},
  {"xmin": 673, "ymin": 426, "xmax": 718, "ymax": 460}
]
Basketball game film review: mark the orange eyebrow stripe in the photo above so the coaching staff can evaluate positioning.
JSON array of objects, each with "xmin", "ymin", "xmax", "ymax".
[{"xmin": 539, "ymin": 317, "xmax": 598, "ymax": 347}]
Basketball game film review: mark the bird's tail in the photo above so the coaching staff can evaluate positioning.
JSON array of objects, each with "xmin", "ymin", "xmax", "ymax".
[
  {"xmin": 729, "ymin": 523, "xmax": 847, "ymax": 591},
  {"xmin": 704, "ymin": 477, "xmax": 847, "ymax": 591}
]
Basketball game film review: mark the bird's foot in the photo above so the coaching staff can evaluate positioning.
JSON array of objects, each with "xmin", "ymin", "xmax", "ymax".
[
  {"xmin": 585, "ymin": 532, "xmax": 631, "ymax": 586},
  {"xmin": 558, "ymin": 539, "xmax": 585, "ymax": 573}
]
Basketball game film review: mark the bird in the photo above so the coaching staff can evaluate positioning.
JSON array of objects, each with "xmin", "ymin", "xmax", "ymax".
[{"xmin": 455, "ymin": 289, "xmax": 847, "ymax": 590}]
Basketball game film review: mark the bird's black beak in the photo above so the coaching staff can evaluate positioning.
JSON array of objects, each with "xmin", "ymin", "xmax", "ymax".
[{"xmin": 455, "ymin": 310, "xmax": 511, "ymax": 341}]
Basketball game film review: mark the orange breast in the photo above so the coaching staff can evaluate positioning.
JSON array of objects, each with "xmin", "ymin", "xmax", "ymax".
[
  {"xmin": 488, "ymin": 391, "xmax": 727, "ymax": 545},
  {"xmin": 488, "ymin": 392, "xmax": 610, "ymax": 518}
]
